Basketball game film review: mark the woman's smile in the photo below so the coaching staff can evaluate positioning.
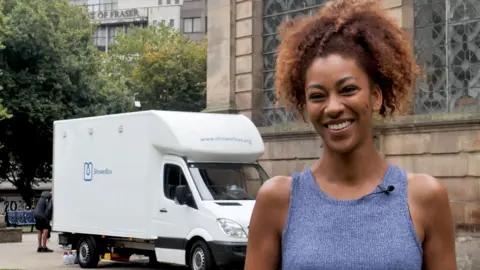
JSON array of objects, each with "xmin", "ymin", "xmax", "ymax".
[{"xmin": 324, "ymin": 119, "xmax": 355, "ymax": 135}]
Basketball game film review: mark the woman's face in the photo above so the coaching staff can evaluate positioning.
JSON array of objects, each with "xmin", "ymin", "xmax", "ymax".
[{"xmin": 304, "ymin": 54, "xmax": 382, "ymax": 154}]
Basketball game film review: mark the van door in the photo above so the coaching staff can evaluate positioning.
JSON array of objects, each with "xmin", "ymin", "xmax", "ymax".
[{"xmin": 153, "ymin": 156, "xmax": 199, "ymax": 266}]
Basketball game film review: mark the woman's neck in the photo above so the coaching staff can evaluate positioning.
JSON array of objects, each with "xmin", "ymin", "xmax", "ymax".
[{"xmin": 315, "ymin": 139, "xmax": 388, "ymax": 186}]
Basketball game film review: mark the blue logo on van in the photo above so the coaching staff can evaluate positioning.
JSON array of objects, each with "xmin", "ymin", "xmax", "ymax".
[
  {"xmin": 84, "ymin": 162, "xmax": 93, "ymax": 181},
  {"xmin": 84, "ymin": 162, "xmax": 113, "ymax": 181}
]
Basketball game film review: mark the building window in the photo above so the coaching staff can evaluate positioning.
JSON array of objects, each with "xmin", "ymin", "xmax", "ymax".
[
  {"xmin": 262, "ymin": 0, "xmax": 325, "ymax": 126},
  {"xmin": 87, "ymin": 0, "xmax": 118, "ymax": 12},
  {"xmin": 107, "ymin": 27, "xmax": 116, "ymax": 46},
  {"xmin": 169, "ymin": 19, "xmax": 175, "ymax": 27},
  {"xmin": 183, "ymin": 17, "xmax": 202, "ymax": 33},
  {"xmin": 413, "ymin": 0, "xmax": 480, "ymax": 115},
  {"xmin": 158, "ymin": 0, "xmax": 162, "ymax": 4},
  {"xmin": 93, "ymin": 26, "xmax": 107, "ymax": 52},
  {"xmin": 167, "ymin": 0, "xmax": 171, "ymax": 4},
  {"xmin": 175, "ymin": 0, "xmax": 179, "ymax": 4}
]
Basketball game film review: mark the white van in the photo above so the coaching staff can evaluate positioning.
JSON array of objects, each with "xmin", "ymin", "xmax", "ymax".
[{"xmin": 52, "ymin": 110, "xmax": 269, "ymax": 269}]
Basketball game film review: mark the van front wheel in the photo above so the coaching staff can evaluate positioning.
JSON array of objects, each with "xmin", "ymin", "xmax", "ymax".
[
  {"xmin": 190, "ymin": 240, "xmax": 216, "ymax": 270},
  {"xmin": 77, "ymin": 236, "xmax": 99, "ymax": 268}
]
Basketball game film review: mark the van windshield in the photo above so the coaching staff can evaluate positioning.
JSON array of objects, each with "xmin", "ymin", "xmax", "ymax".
[{"xmin": 188, "ymin": 163, "xmax": 269, "ymax": 201}]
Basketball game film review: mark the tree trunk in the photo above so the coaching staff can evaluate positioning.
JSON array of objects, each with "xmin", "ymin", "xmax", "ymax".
[{"xmin": 12, "ymin": 180, "xmax": 35, "ymax": 208}]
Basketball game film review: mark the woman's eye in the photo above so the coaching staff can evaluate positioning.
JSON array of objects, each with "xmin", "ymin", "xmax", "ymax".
[
  {"xmin": 342, "ymin": 86, "xmax": 358, "ymax": 94},
  {"xmin": 310, "ymin": 94, "xmax": 326, "ymax": 100}
]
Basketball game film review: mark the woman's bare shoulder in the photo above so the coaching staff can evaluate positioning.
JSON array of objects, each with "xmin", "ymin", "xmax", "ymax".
[
  {"xmin": 256, "ymin": 175, "xmax": 293, "ymax": 208},
  {"xmin": 251, "ymin": 175, "xmax": 293, "ymax": 235},
  {"xmin": 406, "ymin": 174, "xmax": 456, "ymax": 268},
  {"xmin": 406, "ymin": 172, "xmax": 452, "ymax": 226},
  {"xmin": 245, "ymin": 175, "xmax": 293, "ymax": 269},
  {"xmin": 407, "ymin": 173, "xmax": 449, "ymax": 205}
]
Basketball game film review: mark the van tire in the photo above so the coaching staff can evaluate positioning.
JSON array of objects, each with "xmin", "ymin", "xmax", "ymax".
[
  {"xmin": 77, "ymin": 236, "xmax": 99, "ymax": 268},
  {"xmin": 189, "ymin": 240, "xmax": 217, "ymax": 270},
  {"xmin": 148, "ymin": 253, "xmax": 161, "ymax": 267}
]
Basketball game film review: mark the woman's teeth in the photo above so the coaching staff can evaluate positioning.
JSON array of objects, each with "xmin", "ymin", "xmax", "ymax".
[{"xmin": 327, "ymin": 121, "xmax": 352, "ymax": 130}]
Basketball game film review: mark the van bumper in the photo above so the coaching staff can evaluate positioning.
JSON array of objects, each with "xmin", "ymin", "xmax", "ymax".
[{"xmin": 209, "ymin": 241, "xmax": 247, "ymax": 267}]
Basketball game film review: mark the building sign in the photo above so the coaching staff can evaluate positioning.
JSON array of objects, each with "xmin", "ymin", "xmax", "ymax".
[
  {"xmin": 0, "ymin": 196, "xmax": 28, "ymax": 214},
  {"xmin": 88, "ymin": 9, "xmax": 140, "ymax": 20}
]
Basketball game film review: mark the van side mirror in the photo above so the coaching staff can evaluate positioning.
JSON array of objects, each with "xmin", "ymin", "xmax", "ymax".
[{"xmin": 175, "ymin": 185, "xmax": 195, "ymax": 208}]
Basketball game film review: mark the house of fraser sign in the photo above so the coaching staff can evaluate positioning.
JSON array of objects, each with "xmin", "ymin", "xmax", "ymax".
[{"xmin": 88, "ymin": 9, "xmax": 141, "ymax": 20}]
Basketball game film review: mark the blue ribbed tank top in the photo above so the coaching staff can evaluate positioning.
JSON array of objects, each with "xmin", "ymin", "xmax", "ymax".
[{"xmin": 281, "ymin": 164, "xmax": 423, "ymax": 269}]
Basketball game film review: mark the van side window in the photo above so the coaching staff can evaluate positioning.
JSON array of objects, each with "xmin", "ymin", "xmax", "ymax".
[{"xmin": 163, "ymin": 164, "xmax": 188, "ymax": 200}]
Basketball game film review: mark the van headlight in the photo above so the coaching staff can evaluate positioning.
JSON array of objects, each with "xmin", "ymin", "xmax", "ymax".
[{"xmin": 216, "ymin": 218, "xmax": 247, "ymax": 238}]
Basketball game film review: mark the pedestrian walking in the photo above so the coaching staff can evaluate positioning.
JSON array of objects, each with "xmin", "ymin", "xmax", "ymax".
[
  {"xmin": 34, "ymin": 191, "xmax": 53, "ymax": 252},
  {"xmin": 244, "ymin": 0, "xmax": 456, "ymax": 269}
]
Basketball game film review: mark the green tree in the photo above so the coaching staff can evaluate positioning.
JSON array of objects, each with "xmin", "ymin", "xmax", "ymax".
[
  {"xmin": 0, "ymin": 0, "xmax": 127, "ymax": 205},
  {"xmin": 0, "ymin": 0, "xmax": 10, "ymax": 122},
  {"xmin": 98, "ymin": 52, "xmax": 134, "ymax": 113},
  {"xmin": 103, "ymin": 24, "xmax": 207, "ymax": 112},
  {"xmin": 0, "ymin": 98, "xmax": 9, "ymax": 121}
]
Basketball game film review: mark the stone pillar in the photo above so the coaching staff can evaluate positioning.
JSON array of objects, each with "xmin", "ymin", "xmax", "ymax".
[
  {"xmin": 381, "ymin": 0, "xmax": 414, "ymax": 42},
  {"xmin": 233, "ymin": 0, "xmax": 263, "ymax": 125},
  {"xmin": 204, "ymin": 0, "xmax": 237, "ymax": 114},
  {"xmin": 205, "ymin": 0, "xmax": 264, "ymax": 126}
]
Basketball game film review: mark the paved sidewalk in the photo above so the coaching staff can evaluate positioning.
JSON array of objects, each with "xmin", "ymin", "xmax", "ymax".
[
  {"xmin": 3, "ymin": 231, "xmax": 478, "ymax": 269},
  {"xmin": 0, "ymin": 232, "xmax": 183, "ymax": 270}
]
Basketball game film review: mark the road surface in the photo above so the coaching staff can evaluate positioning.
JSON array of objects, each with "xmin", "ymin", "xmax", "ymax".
[{"xmin": 0, "ymin": 232, "xmax": 185, "ymax": 270}]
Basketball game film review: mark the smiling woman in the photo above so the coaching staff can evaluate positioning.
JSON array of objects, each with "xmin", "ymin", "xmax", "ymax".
[{"xmin": 244, "ymin": 0, "xmax": 457, "ymax": 269}]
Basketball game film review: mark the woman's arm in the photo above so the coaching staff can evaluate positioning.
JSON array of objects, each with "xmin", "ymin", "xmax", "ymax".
[
  {"xmin": 410, "ymin": 174, "xmax": 457, "ymax": 270},
  {"xmin": 244, "ymin": 176, "xmax": 292, "ymax": 270}
]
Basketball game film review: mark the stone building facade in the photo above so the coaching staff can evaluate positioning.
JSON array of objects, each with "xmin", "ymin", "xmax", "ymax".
[{"xmin": 206, "ymin": 0, "xmax": 480, "ymax": 265}]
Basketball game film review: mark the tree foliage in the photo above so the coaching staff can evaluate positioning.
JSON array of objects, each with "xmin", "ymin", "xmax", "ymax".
[
  {"xmin": 0, "ymin": 0, "xmax": 10, "ymax": 122},
  {"xmin": 0, "ymin": 0, "xmax": 206, "ymax": 205},
  {"xmin": 103, "ymin": 24, "xmax": 207, "ymax": 112},
  {"xmin": 0, "ymin": 0, "xmax": 126, "ymax": 205},
  {"xmin": 0, "ymin": 98, "xmax": 9, "ymax": 121}
]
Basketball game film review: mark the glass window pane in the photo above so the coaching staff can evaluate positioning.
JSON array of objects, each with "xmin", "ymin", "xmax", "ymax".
[
  {"xmin": 184, "ymin": 18, "xmax": 192, "ymax": 32},
  {"xmin": 193, "ymin": 17, "xmax": 202, "ymax": 32}
]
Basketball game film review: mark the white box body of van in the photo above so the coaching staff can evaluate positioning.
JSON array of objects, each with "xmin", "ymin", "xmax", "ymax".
[{"xmin": 52, "ymin": 110, "xmax": 268, "ymax": 269}]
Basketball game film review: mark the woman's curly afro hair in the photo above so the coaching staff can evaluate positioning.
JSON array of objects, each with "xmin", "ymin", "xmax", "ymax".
[{"xmin": 275, "ymin": 0, "xmax": 421, "ymax": 117}]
